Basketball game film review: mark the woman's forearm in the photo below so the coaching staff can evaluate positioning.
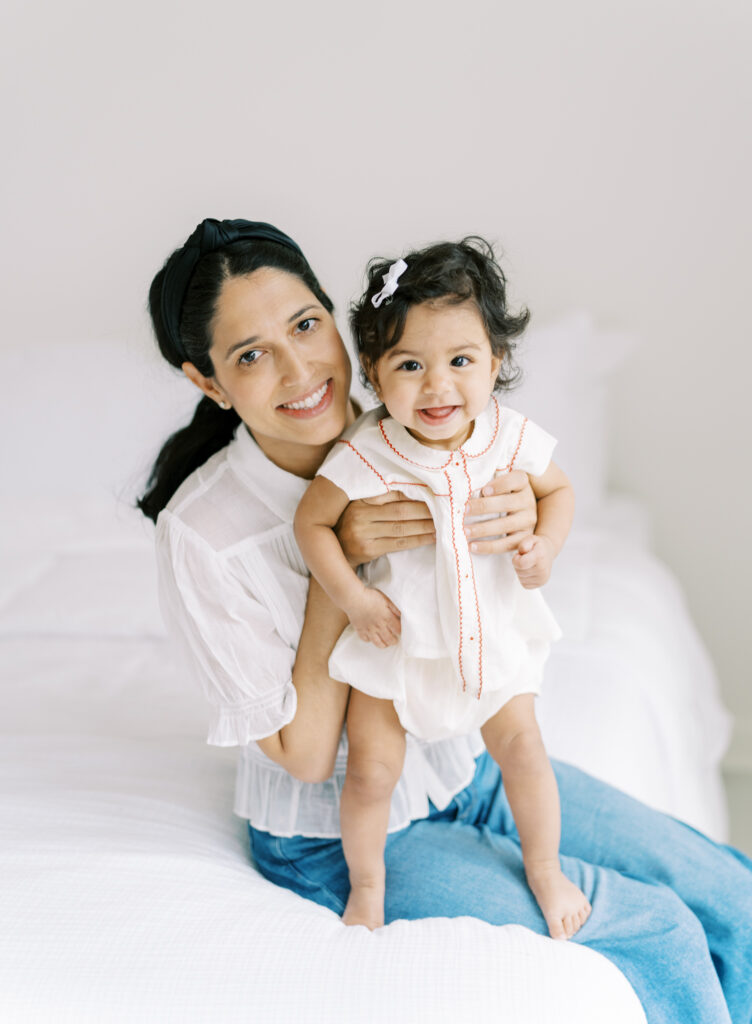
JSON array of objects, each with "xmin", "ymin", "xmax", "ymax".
[{"xmin": 256, "ymin": 577, "xmax": 350, "ymax": 783}]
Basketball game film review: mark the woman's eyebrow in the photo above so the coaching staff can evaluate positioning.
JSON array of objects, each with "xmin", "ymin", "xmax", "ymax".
[
  {"xmin": 224, "ymin": 305, "xmax": 321, "ymax": 359},
  {"xmin": 287, "ymin": 304, "xmax": 319, "ymax": 323}
]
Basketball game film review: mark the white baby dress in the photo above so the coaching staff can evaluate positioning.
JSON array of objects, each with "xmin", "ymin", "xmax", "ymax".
[{"xmin": 319, "ymin": 397, "xmax": 562, "ymax": 741}]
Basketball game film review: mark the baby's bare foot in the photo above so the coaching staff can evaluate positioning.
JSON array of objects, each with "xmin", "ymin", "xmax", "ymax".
[
  {"xmin": 342, "ymin": 881, "xmax": 385, "ymax": 930},
  {"xmin": 527, "ymin": 865, "xmax": 592, "ymax": 940}
]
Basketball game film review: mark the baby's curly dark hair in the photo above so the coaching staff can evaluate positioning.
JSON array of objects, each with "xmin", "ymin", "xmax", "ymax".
[{"xmin": 350, "ymin": 237, "xmax": 529, "ymax": 392}]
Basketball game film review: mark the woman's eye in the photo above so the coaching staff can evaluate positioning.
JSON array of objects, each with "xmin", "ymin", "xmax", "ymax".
[
  {"xmin": 451, "ymin": 355, "xmax": 470, "ymax": 367},
  {"xmin": 296, "ymin": 317, "xmax": 318, "ymax": 334},
  {"xmin": 238, "ymin": 349, "xmax": 263, "ymax": 366},
  {"xmin": 398, "ymin": 360, "xmax": 421, "ymax": 372}
]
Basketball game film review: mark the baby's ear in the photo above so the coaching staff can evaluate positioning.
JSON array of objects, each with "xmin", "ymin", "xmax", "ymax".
[
  {"xmin": 490, "ymin": 353, "xmax": 503, "ymax": 386},
  {"xmin": 361, "ymin": 357, "xmax": 382, "ymax": 398}
]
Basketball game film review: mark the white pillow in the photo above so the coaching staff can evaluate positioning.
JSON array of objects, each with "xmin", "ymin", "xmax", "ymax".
[
  {"xmin": 1, "ymin": 336, "xmax": 198, "ymax": 503},
  {"xmin": 510, "ymin": 313, "xmax": 636, "ymax": 520}
]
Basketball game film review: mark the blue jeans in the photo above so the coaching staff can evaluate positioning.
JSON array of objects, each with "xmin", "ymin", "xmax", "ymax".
[{"xmin": 250, "ymin": 755, "xmax": 752, "ymax": 1024}]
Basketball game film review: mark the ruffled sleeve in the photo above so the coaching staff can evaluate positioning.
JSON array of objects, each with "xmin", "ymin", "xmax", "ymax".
[
  {"xmin": 503, "ymin": 408, "xmax": 558, "ymax": 477},
  {"xmin": 155, "ymin": 510, "xmax": 297, "ymax": 746}
]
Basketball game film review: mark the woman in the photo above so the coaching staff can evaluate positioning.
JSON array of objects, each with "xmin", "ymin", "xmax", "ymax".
[{"xmin": 140, "ymin": 218, "xmax": 752, "ymax": 1024}]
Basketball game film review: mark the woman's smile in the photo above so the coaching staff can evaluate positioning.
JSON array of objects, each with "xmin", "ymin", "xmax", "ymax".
[{"xmin": 278, "ymin": 378, "xmax": 334, "ymax": 417}]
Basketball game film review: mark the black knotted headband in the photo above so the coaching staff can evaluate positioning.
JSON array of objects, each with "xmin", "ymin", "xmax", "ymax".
[{"xmin": 160, "ymin": 218, "xmax": 304, "ymax": 361}]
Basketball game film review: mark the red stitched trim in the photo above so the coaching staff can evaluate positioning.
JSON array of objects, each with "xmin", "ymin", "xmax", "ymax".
[
  {"xmin": 461, "ymin": 457, "xmax": 483, "ymax": 698},
  {"xmin": 378, "ymin": 419, "xmax": 453, "ymax": 471},
  {"xmin": 445, "ymin": 468, "xmax": 469, "ymax": 694},
  {"xmin": 508, "ymin": 417, "xmax": 528, "ymax": 471},
  {"xmin": 338, "ymin": 439, "xmax": 390, "ymax": 491},
  {"xmin": 387, "ymin": 481, "xmax": 431, "ymax": 488},
  {"xmin": 465, "ymin": 396, "xmax": 500, "ymax": 460}
]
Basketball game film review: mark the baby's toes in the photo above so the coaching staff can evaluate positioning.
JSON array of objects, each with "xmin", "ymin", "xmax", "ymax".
[
  {"xmin": 547, "ymin": 914, "xmax": 567, "ymax": 940},
  {"xmin": 568, "ymin": 905, "xmax": 590, "ymax": 938}
]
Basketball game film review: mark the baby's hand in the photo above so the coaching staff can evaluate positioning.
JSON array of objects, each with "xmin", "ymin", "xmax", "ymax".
[
  {"xmin": 347, "ymin": 587, "xmax": 401, "ymax": 648},
  {"xmin": 512, "ymin": 534, "xmax": 555, "ymax": 589}
]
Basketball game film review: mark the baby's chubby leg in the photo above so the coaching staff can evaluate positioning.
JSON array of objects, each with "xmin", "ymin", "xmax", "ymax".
[
  {"xmin": 481, "ymin": 695, "xmax": 591, "ymax": 940},
  {"xmin": 341, "ymin": 691, "xmax": 406, "ymax": 929}
]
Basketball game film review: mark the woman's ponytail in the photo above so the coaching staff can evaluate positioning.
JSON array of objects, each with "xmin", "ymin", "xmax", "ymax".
[{"xmin": 137, "ymin": 398, "xmax": 240, "ymax": 523}]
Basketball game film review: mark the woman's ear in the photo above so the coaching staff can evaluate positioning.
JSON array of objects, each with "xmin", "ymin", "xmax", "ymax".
[{"xmin": 182, "ymin": 362, "xmax": 230, "ymax": 408}]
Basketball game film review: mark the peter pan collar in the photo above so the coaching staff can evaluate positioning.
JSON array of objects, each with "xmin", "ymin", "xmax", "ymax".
[
  {"xmin": 377, "ymin": 396, "xmax": 500, "ymax": 471},
  {"xmin": 227, "ymin": 423, "xmax": 309, "ymax": 525}
]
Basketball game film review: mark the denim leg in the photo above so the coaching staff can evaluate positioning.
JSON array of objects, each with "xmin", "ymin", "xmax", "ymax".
[
  {"xmin": 553, "ymin": 760, "xmax": 752, "ymax": 1024},
  {"xmin": 464, "ymin": 754, "xmax": 751, "ymax": 1024},
  {"xmin": 249, "ymin": 828, "xmax": 350, "ymax": 915},
  {"xmin": 251, "ymin": 823, "xmax": 732, "ymax": 1022},
  {"xmin": 403, "ymin": 823, "xmax": 731, "ymax": 1024}
]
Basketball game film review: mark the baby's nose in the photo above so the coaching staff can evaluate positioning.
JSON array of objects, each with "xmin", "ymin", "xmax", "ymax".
[{"xmin": 423, "ymin": 369, "xmax": 451, "ymax": 396}]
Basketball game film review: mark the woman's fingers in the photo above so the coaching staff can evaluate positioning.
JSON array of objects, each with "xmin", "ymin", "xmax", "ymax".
[
  {"xmin": 464, "ymin": 494, "xmax": 537, "ymax": 527},
  {"xmin": 464, "ymin": 509, "xmax": 536, "ymax": 540},
  {"xmin": 466, "ymin": 530, "xmax": 530, "ymax": 555},
  {"xmin": 336, "ymin": 492, "xmax": 436, "ymax": 565}
]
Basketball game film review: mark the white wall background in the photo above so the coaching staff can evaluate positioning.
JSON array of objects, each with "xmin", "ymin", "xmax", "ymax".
[{"xmin": 2, "ymin": 0, "xmax": 750, "ymax": 760}]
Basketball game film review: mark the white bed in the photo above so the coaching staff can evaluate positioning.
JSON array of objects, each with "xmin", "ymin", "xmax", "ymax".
[{"xmin": 0, "ymin": 316, "xmax": 732, "ymax": 1022}]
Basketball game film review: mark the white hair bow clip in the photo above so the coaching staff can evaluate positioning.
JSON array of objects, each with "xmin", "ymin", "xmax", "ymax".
[{"xmin": 371, "ymin": 259, "xmax": 408, "ymax": 308}]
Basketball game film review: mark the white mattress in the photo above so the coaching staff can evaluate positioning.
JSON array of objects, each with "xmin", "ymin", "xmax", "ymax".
[{"xmin": 0, "ymin": 492, "xmax": 733, "ymax": 1022}]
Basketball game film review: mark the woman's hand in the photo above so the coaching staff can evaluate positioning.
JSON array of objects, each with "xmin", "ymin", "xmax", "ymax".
[
  {"xmin": 463, "ymin": 469, "xmax": 538, "ymax": 555},
  {"xmin": 335, "ymin": 492, "xmax": 436, "ymax": 566}
]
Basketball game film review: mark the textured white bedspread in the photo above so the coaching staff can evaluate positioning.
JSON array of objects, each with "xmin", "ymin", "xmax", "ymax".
[
  {"xmin": 0, "ymin": 494, "xmax": 733, "ymax": 1023},
  {"xmin": 0, "ymin": 735, "xmax": 644, "ymax": 1024}
]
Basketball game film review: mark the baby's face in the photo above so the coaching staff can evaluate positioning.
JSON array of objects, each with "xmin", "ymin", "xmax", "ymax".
[{"xmin": 368, "ymin": 300, "xmax": 501, "ymax": 450}]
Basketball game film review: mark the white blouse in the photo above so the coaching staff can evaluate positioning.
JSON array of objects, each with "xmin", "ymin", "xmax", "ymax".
[{"xmin": 155, "ymin": 422, "xmax": 483, "ymax": 838}]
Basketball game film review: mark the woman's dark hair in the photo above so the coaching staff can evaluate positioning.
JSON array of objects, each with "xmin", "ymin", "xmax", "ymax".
[
  {"xmin": 137, "ymin": 234, "xmax": 333, "ymax": 523},
  {"xmin": 350, "ymin": 236, "xmax": 529, "ymax": 392}
]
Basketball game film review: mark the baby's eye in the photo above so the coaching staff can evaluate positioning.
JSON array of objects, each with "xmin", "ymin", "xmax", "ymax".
[
  {"xmin": 451, "ymin": 355, "xmax": 471, "ymax": 367},
  {"xmin": 398, "ymin": 360, "xmax": 421, "ymax": 372},
  {"xmin": 238, "ymin": 349, "xmax": 263, "ymax": 366}
]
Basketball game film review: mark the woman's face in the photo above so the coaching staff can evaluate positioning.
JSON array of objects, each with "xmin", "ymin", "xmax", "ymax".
[{"xmin": 204, "ymin": 268, "xmax": 353, "ymax": 474}]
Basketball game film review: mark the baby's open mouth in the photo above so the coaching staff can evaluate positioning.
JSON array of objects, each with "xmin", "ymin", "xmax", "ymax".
[{"xmin": 417, "ymin": 406, "xmax": 458, "ymax": 424}]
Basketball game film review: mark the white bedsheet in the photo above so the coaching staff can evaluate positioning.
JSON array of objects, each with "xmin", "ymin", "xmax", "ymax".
[
  {"xmin": 0, "ymin": 735, "xmax": 644, "ymax": 1023},
  {"xmin": 0, "ymin": 494, "xmax": 733, "ymax": 1023}
]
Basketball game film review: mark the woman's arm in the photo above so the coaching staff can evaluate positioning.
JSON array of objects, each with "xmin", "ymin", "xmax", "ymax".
[{"xmin": 255, "ymin": 576, "xmax": 350, "ymax": 784}]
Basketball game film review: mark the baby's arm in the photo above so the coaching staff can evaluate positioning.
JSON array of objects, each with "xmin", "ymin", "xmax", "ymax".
[
  {"xmin": 512, "ymin": 461, "xmax": 574, "ymax": 589},
  {"xmin": 295, "ymin": 476, "xmax": 401, "ymax": 647},
  {"xmin": 481, "ymin": 695, "xmax": 591, "ymax": 939}
]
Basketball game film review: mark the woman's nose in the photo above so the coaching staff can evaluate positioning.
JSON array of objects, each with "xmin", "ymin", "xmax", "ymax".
[{"xmin": 277, "ymin": 346, "xmax": 310, "ymax": 386}]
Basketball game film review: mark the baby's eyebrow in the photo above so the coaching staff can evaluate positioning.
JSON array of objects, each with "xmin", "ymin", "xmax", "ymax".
[
  {"xmin": 386, "ymin": 348, "xmax": 419, "ymax": 360},
  {"xmin": 386, "ymin": 341, "xmax": 484, "ymax": 360}
]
